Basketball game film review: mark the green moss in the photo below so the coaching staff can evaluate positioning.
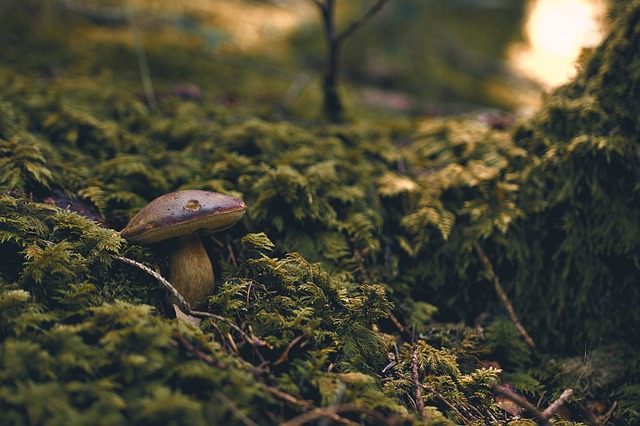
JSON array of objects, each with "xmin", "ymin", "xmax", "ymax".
[{"xmin": 2, "ymin": 0, "xmax": 640, "ymax": 424}]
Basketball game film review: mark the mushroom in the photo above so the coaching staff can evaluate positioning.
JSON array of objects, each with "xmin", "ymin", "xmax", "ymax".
[{"xmin": 121, "ymin": 189, "xmax": 247, "ymax": 307}]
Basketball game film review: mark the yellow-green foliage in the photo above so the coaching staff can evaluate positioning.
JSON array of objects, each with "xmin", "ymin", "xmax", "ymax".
[
  {"xmin": 381, "ymin": 341, "xmax": 502, "ymax": 425},
  {"xmin": 0, "ymin": 198, "xmax": 506, "ymax": 424},
  {"xmin": 1, "ymin": 300, "xmax": 273, "ymax": 425}
]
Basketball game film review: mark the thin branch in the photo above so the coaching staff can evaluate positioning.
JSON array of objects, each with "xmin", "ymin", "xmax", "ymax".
[
  {"xmin": 263, "ymin": 385, "xmax": 313, "ymax": 409},
  {"xmin": 473, "ymin": 242, "xmax": 538, "ymax": 354},
  {"xmin": 171, "ymin": 332, "xmax": 220, "ymax": 366},
  {"xmin": 113, "ymin": 255, "xmax": 260, "ymax": 356},
  {"xmin": 412, "ymin": 345, "xmax": 426, "ymax": 421},
  {"xmin": 119, "ymin": 0, "xmax": 158, "ymax": 112},
  {"xmin": 493, "ymin": 385, "xmax": 556, "ymax": 426},
  {"xmin": 190, "ymin": 309, "xmax": 253, "ymax": 344},
  {"xmin": 320, "ymin": 0, "xmax": 337, "ymax": 44},
  {"xmin": 422, "ymin": 384, "xmax": 472, "ymax": 425},
  {"xmin": 113, "ymin": 255, "xmax": 190, "ymax": 311},
  {"xmin": 541, "ymin": 388, "xmax": 573, "ymax": 419},
  {"xmin": 336, "ymin": 0, "xmax": 391, "ymax": 43},
  {"xmin": 280, "ymin": 407, "xmax": 356, "ymax": 426},
  {"xmin": 280, "ymin": 404, "xmax": 391, "ymax": 426},
  {"xmin": 213, "ymin": 390, "xmax": 260, "ymax": 426},
  {"xmin": 279, "ymin": 72, "xmax": 313, "ymax": 108},
  {"xmin": 386, "ymin": 310, "xmax": 406, "ymax": 334},
  {"xmin": 273, "ymin": 334, "xmax": 306, "ymax": 366}
]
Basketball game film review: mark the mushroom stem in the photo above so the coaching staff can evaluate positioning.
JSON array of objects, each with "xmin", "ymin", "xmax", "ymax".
[{"xmin": 169, "ymin": 235, "xmax": 214, "ymax": 307}]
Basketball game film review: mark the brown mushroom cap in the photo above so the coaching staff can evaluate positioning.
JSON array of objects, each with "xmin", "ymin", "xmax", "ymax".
[{"xmin": 121, "ymin": 190, "xmax": 247, "ymax": 244}]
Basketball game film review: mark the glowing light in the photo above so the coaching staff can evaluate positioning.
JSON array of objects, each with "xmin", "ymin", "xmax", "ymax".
[{"xmin": 509, "ymin": 0, "xmax": 606, "ymax": 88}]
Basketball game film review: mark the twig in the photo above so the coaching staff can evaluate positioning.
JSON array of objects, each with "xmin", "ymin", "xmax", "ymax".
[
  {"xmin": 273, "ymin": 334, "xmax": 306, "ymax": 366},
  {"xmin": 493, "ymin": 385, "xmax": 547, "ymax": 424},
  {"xmin": 172, "ymin": 331, "xmax": 312, "ymax": 423},
  {"xmin": 422, "ymin": 384, "xmax": 472, "ymax": 425},
  {"xmin": 336, "ymin": 0, "xmax": 391, "ymax": 43},
  {"xmin": 113, "ymin": 255, "xmax": 190, "ymax": 311},
  {"xmin": 191, "ymin": 309, "xmax": 255, "ymax": 346},
  {"xmin": 171, "ymin": 332, "xmax": 219, "ymax": 366},
  {"xmin": 263, "ymin": 385, "xmax": 313, "ymax": 409},
  {"xmin": 318, "ymin": 382, "xmax": 346, "ymax": 426},
  {"xmin": 279, "ymin": 72, "xmax": 313, "ymax": 108},
  {"xmin": 113, "ymin": 255, "xmax": 261, "ymax": 358},
  {"xmin": 227, "ymin": 241, "xmax": 238, "ymax": 268},
  {"xmin": 473, "ymin": 242, "xmax": 538, "ymax": 354},
  {"xmin": 280, "ymin": 404, "xmax": 392, "ymax": 426},
  {"xmin": 213, "ymin": 390, "xmax": 260, "ymax": 426},
  {"xmin": 386, "ymin": 310, "xmax": 406, "ymax": 334},
  {"xmin": 281, "ymin": 407, "xmax": 356, "ymax": 426},
  {"xmin": 411, "ymin": 345, "xmax": 426, "ymax": 421},
  {"xmin": 119, "ymin": 0, "xmax": 159, "ymax": 112},
  {"xmin": 541, "ymin": 388, "xmax": 573, "ymax": 419}
]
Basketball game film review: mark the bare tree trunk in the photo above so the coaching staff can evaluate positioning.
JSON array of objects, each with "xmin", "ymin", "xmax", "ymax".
[
  {"xmin": 311, "ymin": 0, "xmax": 390, "ymax": 122},
  {"xmin": 319, "ymin": 0, "xmax": 344, "ymax": 122}
]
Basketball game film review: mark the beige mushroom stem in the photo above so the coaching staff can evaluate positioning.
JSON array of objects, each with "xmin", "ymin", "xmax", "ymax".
[{"xmin": 169, "ymin": 235, "xmax": 214, "ymax": 307}]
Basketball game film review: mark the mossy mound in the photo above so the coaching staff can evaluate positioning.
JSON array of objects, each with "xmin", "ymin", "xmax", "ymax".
[{"xmin": 505, "ymin": 0, "xmax": 640, "ymax": 350}]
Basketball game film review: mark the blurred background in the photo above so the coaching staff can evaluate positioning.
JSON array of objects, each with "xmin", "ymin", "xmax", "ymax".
[{"xmin": 0, "ymin": 0, "xmax": 610, "ymax": 118}]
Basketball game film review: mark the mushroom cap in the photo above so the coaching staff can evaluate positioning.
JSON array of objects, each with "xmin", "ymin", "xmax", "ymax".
[{"xmin": 121, "ymin": 190, "xmax": 247, "ymax": 244}]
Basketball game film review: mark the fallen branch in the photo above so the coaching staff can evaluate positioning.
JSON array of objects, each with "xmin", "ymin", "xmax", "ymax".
[
  {"xmin": 493, "ymin": 385, "xmax": 573, "ymax": 425},
  {"xmin": 473, "ymin": 242, "xmax": 538, "ymax": 354},
  {"xmin": 412, "ymin": 345, "xmax": 426, "ymax": 421},
  {"xmin": 493, "ymin": 385, "xmax": 548, "ymax": 424},
  {"xmin": 541, "ymin": 388, "xmax": 574, "ymax": 419}
]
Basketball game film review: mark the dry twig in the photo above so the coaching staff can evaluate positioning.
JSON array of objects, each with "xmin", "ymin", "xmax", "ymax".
[
  {"xmin": 411, "ymin": 345, "xmax": 426, "ymax": 421},
  {"xmin": 264, "ymin": 385, "xmax": 313, "ymax": 409},
  {"xmin": 336, "ymin": 0, "xmax": 391, "ymax": 43},
  {"xmin": 493, "ymin": 385, "xmax": 573, "ymax": 425},
  {"xmin": 113, "ymin": 255, "xmax": 190, "ymax": 310},
  {"xmin": 473, "ymin": 242, "xmax": 538, "ymax": 354},
  {"xmin": 281, "ymin": 404, "xmax": 392, "ymax": 426},
  {"xmin": 114, "ymin": 255, "xmax": 263, "ymax": 358},
  {"xmin": 119, "ymin": 0, "xmax": 158, "ymax": 112},
  {"xmin": 541, "ymin": 388, "xmax": 574, "ymax": 419},
  {"xmin": 213, "ymin": 390, "xmax": 260, "ymax": 426},
  {"xmin": 422, "ymin": 384, "xmax": 472, "ymax": 424},
  {"xmin": 493, "ymin": 385, "xmax": 548, "ymax": 424},
  {"xmin": 171, "ymin": 332, "xmax": 219, "ymax": 366}
]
